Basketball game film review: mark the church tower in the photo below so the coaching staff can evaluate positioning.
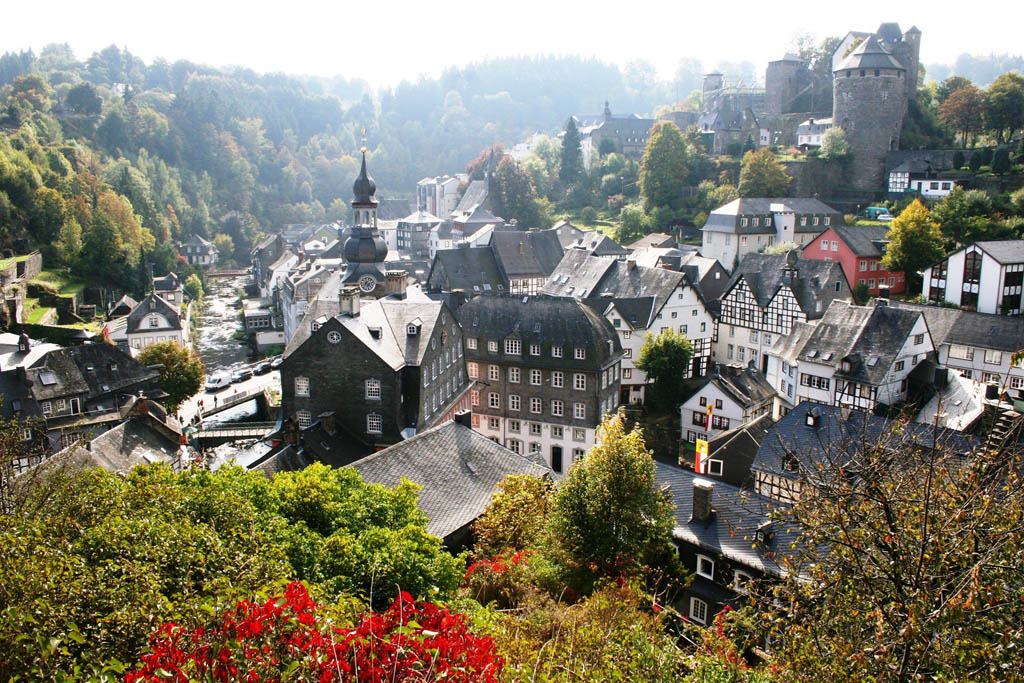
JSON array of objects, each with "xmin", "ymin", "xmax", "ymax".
[{"xmin": 342, "ymin": 148, "xmax": 389, "ymax": 296}]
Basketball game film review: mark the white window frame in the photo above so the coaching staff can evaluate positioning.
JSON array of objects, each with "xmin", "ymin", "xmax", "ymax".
[
  {"xmin": 696, "ymin": 554, "xmax": 715, "ymax": 580},
  {"xmin": 364, "ymin": 378, "xmax": 381, "ymax": 400},
  {"xmin": 294, "ymin": 376, "xmax": 310, "ymax": 397},
  {"xmin": 689, "ymin": 597, "xmax": 708, "ymax": 625},
  {"xmin": 574, "ymin": 373, "xmax": 586, "ymax": 390},
  {"xmin": 573, "ymin": 402, "xmax": 586, "ymax": 420},
  {"xmin": 366, "ymin": 413, "xmax": 383, "ymax": 434}
]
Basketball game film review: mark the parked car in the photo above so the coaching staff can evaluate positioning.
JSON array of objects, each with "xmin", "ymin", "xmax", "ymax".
[
  {"xmin": 864, "ymin": 206, "xmax": 890, "ymax": 220},
  {"xmin": 231, "ymin": 368, "xmax": 254, "ymax": 383},
  {"xmin": 270, "ymin": 357, "xmax": 283, "ymax": 369},
  {"xmin": 877, "ymin": 212, "xmax": 895, "ymax": 222},
  {"xmin": 254, "ymin": 362, "xmax": 271, "ymax": 375},
  {"xmin": 204, "ymin": 373, "xmax": 232, "ymax": 392}
]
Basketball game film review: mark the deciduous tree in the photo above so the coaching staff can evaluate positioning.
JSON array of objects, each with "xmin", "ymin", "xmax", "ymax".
[
  {"xmin": 136, "ymin": 341, "xmax": 205, "ymax": 410},
  {"xmin": 738, "ymin": 148, "xmax": 791, "ymax": 197},
  {"xmin": 881, "ymin": 200, "xmax": 945, "ymax": 289},
  {"xmin": 938, "ymin": 85, "xmax": 984, "ymax": 146},
  {"xmin": 635, "ymin": 328, "xmax": 693, "ymax": 411},
  {"xmin": 546, "ymin": 413, "xmax": 679, "ymax": 593}
]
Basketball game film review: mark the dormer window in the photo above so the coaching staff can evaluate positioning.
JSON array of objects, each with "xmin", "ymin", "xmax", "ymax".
[
  {"xmin": 369, "ymin": 327, "xmax": 382, "ymax": 340},
  {"xmin": 407, "ymin": 324, "xmax": 419, "ymax": 336}
]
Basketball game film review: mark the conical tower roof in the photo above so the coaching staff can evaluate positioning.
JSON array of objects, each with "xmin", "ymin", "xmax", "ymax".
[
  {"xmin": 352, "ymin": 150, "xmax": 378, "ymax": 206},
  {"xmin": 835, "ymin": 35, "xmax": 906, "ymax": 72}
]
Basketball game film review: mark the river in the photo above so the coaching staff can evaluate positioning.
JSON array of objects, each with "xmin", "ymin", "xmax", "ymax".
[{"xmin": 194, "ymin": 275, "xmax": 252, "ymax": 375}]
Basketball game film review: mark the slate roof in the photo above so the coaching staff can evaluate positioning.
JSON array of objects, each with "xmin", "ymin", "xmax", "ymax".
[
  {"xmin": 974, "ymin": 240, "xmax": 1024, "ymax": 265},
  {"xmin": 489, "ymin": 230, "xmax": 565, "ymax": 278},
  {"xmin": 453, "ymin": 180, "xmax": 489, "ymax": 215},
  {"xmin": 181, "ymin": 234, "xmax": 216, "ymax": 250},
  {"xmin": 456, "ymin": 293, "xmax": 623, "ymax": 371},
  {"xmin": 126, "ymin": 293, "xmax": 182, "ymax": 334},
  {"xmin": 249, "ymin": 445, "xmax": 313, "ymax": 477},
  {"xmin": 576, "ymin": 233, "xmax": 629, "ymax": 257},
  {"xmin": 109, "ymin": 294, "xmax": 138, "ymax": 318},
  {"xmin": 655, "ymin": 462, "xmax": 796, "ymax": 578},
  {"xmin": 398, "ymin": 209, "xmax": 443, "ymax": 227},
  {"xmin": 22, "ymin": 343, "xmax": 159, "ymax": 405},
  {"xmin": 888, "ymin": 300, "xmax": 1024, "ymax": 353},
  {"xmin": 0, "ymin": 333, "xmax": 60, "ymax": 372},
  {"xmin": 706, "ymin": 414, "xmax": 773, "ymax": 488},
  {"xmin": 350, "ymin": 420, "xmax": 552, "ymax": 540},
  {"xmin": 835, "ymin": 35, "xmax": 905, "ymax": 72},
  {"xmin": 152, "ymin": 273, "xmax": 181, "ymax": 292},
  {"xmin": 428, "ymin": 247, "xmax": 505, "ymax": 294},
  {"xmin": 629, "ymin": 233, "xmax": 677, "ymax": 250},
  {"xmin": 544, "ymin": 221, "xmax": 588, "ymax": 249},
  {"xmin": 709, "ymin": 364, "xmax": 775, "ymax": 408},
  {"xmin": 543, "ymin": 250, "xmax": 694, "ymax": 328},
  {"xmin": 727, "ymin": 253, "xmax": 850, "ymax": 316},
  {"xmin": 753, "ymin": 402, "xmax": 975, "ymax": 483},
  {"xmin": 825, "ymin": 224, "xmax": 891, "ymax": 258},
  {"xmin": 797, "ymin": 300, "xmax": 922, "ymax": 385},
  {"xmin": 59, "ymin": 415, "xmax": 184, "ymax": 473},
  {"xmin": 703, "ymin": 198, "xmax": 842, "ymax": 235}
]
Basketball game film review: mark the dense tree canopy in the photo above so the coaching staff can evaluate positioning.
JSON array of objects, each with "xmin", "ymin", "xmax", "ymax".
[
  {"xmin": 136, "ymin": 341, "xmax": 205, "ymax": 411},
  {"xmin": 639, "ymin": 121, "xmax": 688, "ymax": 211},
  {"xmin": 882, "ymin": 200, "xmax": 945, "ymax": 288},
  {"xmin": 738, "ymin": 148, "xmax": 791, "ymax": 197}
]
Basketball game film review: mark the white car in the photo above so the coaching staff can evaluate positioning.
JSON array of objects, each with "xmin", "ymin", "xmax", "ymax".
[
  {"xmin": 877, "ymin": 213, "xmax": 895, "ymax": 222},
  {"xmin": 204, "ymin": 373, "xmax": 232, "ymax": 392}
]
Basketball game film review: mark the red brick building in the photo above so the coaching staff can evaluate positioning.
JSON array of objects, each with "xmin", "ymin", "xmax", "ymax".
[{"xmin": 803, "ymin": 225, "xmax": 905, "ymax": 295}]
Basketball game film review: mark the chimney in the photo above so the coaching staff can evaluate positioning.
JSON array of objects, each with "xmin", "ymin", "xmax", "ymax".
[
  {"xmin": 874, "ymin": 297, "xmax": 890, "ymax": 308},
  {"xmin": 319, "ymin": 411, "xmax": 336, "ymax": 435},
  {"xmin": 454, "ymin": 410, "xmax": 472, "ymax": 428},
  {"xmin": 626, "ymin": 259, "xmax": 636, "ymax": 270},
  {"xmin": 804, "ymin": 406, "xmax": 821, "ymax": 428},
  {"xmin": 135, "ymin": 391, "xmax": 149, "ymax": 416},
  {"xmin": 339, "ymin": 285, "xmax": 361, "ymax": 317},
  {"xmin": 385, "ymin": 270, "xmax": 408, "ymax": 298},
  {"xmin": 449, "ymin": 289, "xmax": 467, "ymax": 312},
  {"xmin": 691, "ymin": 478, "xmax": 714, "ymax": 523},
  {"xmin": 518, "ymin": 242, "xmax": 524, "ymax": 255},
  {"xmin": 17, "ymin": 333, "xmax": 29, "ymax": 353},
  {"xmin": 878, "ymin": 285, "xmax": 891, "ymax": 299},
  {"xmin": 839, "ymin": 404, "xmax": 852, "ymax": 421}
]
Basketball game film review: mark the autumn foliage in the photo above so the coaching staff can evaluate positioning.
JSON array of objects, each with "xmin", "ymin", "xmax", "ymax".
[{"xmin": 125, "ymin": 581, "xmax": 502, "ymax": 682}]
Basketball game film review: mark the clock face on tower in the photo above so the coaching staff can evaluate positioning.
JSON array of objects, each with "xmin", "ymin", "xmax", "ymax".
[{"xmin": 358, "ymin": 274, "xmax": 377, "ymax": 293}]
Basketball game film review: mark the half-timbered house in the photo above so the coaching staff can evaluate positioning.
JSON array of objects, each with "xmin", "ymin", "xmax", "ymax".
[{"xmin": 714, "ymin": 251, "xmax": 851, "ymax": 375}]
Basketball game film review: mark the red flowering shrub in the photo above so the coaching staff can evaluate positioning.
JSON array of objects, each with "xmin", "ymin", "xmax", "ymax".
[
  {"xmin": 463, "ymin": 551, "xmax": 536, "ymax": 608},
  {"xmin": 125, "ymin": 581, "xmax": 502, "ymax": 682}
]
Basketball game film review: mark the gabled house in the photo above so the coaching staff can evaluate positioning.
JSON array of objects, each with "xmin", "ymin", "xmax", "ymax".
[
  {"xmin": 803, "ymin": 224, "xmax": 905, "ymax": 295},
  {"xmin": 426, "ymin": 230, "xmax": 565, "ymax": 297},
  {"xmin": 251, "ymin": 233, "xmax": 286, "ymax": 293},
  {"xmin": 751, "ymin": 401, "xmax": 974, "ymax": 503},
  {"xmin": 178, "ymin": 234, "xmax": 219, "ymax": 266},
  {"xmin": 456, "ymin": 293, "xmax": 623, "ymax": 473},
  {"xmin": 0, "ymin": 342, "xmax": 162, "ymax": 454},
  {"xmin": 121, "ymin": 293, "xmax": 187, "ymax": 356},
  {"xmin": 715, "ymin": 251, "xmax": 851, "ymax": 374},
  {"xmin": 680, "ymin": 363, "xmax": 774, "ymax": 445},
  {"xmin": 152, "ymin": 273, "xmax": 184, "ymax": 310},
  {"xmin": 922, "ymin": 240, "xmax": 1024, "ymax": 315},
  {"xmin": 701, "ymin": 198, "xmax": 843, "ymax": 269},
  {"xmin": 766, "ymin": 299, "xmax": 933, "ymax": 415},
  {"xmin": 887, "ymin": 159, "xmax": 963, "ymax": 198},
  {"xmin": 629, "ymin": 233, "xmax": 678, "ymax": 251},
  {"xmin": 656, "ymin": 463, "xmax": 796, "ymax": 627},
  {"xmin": 397, "ymin": 209, "xmax": 443, "ymax": 257},
  {"xmin": 543, "ymin": 249, "xmax": 715, "ymax": 402},
  {"xmin": 280, "ymin": 285, "xmax": 472, "ymax": 449},
  {"xmin": 417, "ymin": 175, "xmax": 463, "ymax": 219},
  {"xmin": 107, "ymin": 294, "xmax": 137, "ymax": 319},
  {"xmin": 888, "ymin": 300, "xmax": 1024, "ymax": 397},
  {"xmin": 350, "ymin": 414, "xmax": 552, "ymax": 549}
]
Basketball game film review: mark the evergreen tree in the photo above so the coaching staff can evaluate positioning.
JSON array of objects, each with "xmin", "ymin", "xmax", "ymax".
[
  {"xmin": 638, "ymin": 121, "xmax": 688, "ymax": 211},
  {"xmin": 559, "ymin": 117, "xmax": 583, "ymax": 187}
]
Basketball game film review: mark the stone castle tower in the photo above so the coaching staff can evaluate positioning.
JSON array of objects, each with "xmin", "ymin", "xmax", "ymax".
[{"xmin": 832, "ymin": 25, "xmax": 920, "ymax": 190}]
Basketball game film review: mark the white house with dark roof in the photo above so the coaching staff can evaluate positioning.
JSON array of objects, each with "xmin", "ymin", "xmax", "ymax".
[
  {"xmin": 921, "ymin": 240, "xmax": 1024, "ymax": 315},
  {"xmin": 888, "ymin": 300, "xmax": 1024, "ymax": 398},
  {"xmin": 178, "ymin": 234, "xmax": 218, "ymax": 266},
  {"xmin": 700, "ymin": 197, "xmax": 842, "ymax": 269},
  {"xmin": 543, "ymin": 249, "xmax": 715, "ymax": 403},
  {"xmin": 766, "ymin": 299, "xmax": 932, "ymax": 416},
  {"xmin": 680, "ymin": 363, "xmax": 775, "ymax": 445},
  {"xmin": 121, "ymin": 293, "xmax": 187, "ymax": 356},
  {"xmin": 715, "ymin": 251, "xmax": 851, "ymax": 375}
]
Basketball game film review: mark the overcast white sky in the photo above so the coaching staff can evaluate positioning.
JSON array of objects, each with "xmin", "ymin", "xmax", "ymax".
[{"xmin": 2, "ymin": 0, "xmax": 1021, "ymax": 86}]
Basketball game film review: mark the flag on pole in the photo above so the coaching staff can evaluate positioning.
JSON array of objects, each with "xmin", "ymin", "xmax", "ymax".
[
  {"xmin": 695, "ymin": 438, "xmax": 709, "ymax": 474},
  {"xmin": 705, "ymin": 403, "xmax": 714, "ymax": 432}
]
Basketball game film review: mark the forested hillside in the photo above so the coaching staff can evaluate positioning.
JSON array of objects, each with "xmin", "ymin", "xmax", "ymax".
[{"xmin": 0, "ymin": 44, "xmax": 682, "ymax": 292}]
